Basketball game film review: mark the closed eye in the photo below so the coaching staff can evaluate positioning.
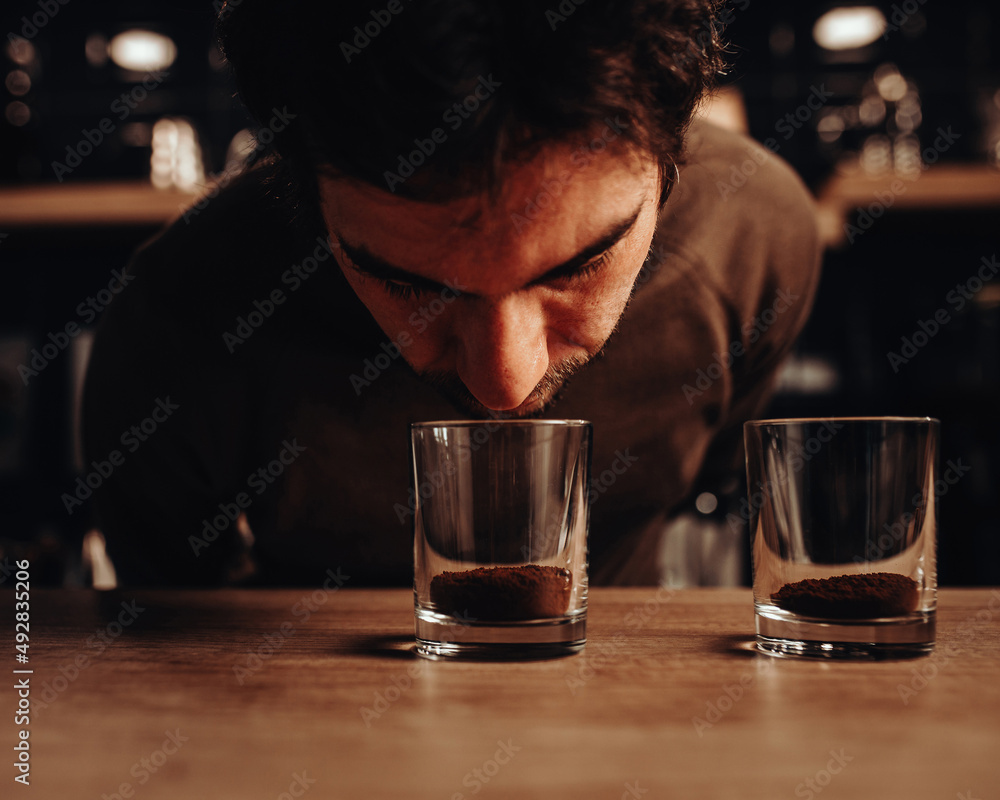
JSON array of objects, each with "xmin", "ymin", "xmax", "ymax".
[
  {"xmin": 375, "ymin": 277, "xmax": 425, "ymax": 301},
  {"xmin": 335, "ymin": 200, "xmax": 639, "ymax": 302},
  {"xmin": 338, "ymin": 246, "xmax": 431, "ymax": 301},
  {"xmin": 545, "ymin": 251, "xmax": 610, "ymax": 287},
  {"xmin": 372, "ymin": 252, "xmax": 610, "ymax": 300}
]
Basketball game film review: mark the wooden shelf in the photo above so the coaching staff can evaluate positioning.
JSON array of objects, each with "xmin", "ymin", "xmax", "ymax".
[
  {"xmin": 816, "ymin": 163, "xmax": 1000, "ymax": 247},
  {"xmin": 0, "ymin": 180, "xmax": 199, "ymax": 228},
  {"xmin": 2, "ymin": 164, "xmax": 997, "ymax": 237}
]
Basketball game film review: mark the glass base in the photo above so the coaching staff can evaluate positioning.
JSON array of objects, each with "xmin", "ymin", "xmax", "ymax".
[
  {"xmin": 414, "ymin": 607, "xmax": 586, "ymax": 660},
  {"xmin": 755, "ymin": 606, "xmax": 935, "ymax": 660}
]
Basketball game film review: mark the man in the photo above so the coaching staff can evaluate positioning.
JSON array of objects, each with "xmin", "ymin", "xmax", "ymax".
[{"xmin": 83, "ymin": 0, "xmax": 820, "ymax": 586}]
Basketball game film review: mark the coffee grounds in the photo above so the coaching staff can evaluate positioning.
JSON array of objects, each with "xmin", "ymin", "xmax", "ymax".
[
  {"xmin": 430, "ymin": 565, "xmax": 572, "ymax": 621},
  {"xmin": 772, "ymin": 572, "xmax": 919, "ymax": 619}
]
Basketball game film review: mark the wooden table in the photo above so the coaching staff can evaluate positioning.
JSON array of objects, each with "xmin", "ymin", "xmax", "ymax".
[{"xmin": 4, "ymin": 588, "xmax": 998, "ymax": 799}]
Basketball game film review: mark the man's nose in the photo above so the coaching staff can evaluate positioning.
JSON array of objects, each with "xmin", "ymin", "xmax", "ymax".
[{"xmin": 455, "ymin": 294, "xmax": 549, "ymax": 411}]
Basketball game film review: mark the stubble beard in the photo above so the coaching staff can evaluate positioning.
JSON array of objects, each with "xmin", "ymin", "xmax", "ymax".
[{"xmin": 418, "ymin": 353, "xmax": 596, "ymax": 419}]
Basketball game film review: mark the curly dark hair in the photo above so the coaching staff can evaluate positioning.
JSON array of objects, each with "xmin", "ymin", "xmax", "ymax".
[{"xmin": 217, "ymin": 0, "xmax": 726, "ymax": 204}]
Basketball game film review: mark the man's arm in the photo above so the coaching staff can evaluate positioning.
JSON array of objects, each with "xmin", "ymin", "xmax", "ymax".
[{"xmin": 82, "ymin": 254, "xmax": 252, "ymax": 586}]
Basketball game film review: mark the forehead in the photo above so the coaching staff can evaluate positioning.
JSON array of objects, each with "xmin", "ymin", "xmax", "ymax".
[{"xmin": 318, "ymin": 140, "xmax": 657, "ymax": 289}]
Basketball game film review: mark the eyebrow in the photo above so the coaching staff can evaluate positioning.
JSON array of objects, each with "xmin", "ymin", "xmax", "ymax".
[{"xmin": 335, "ymin": 202, "xmax": 646, "ymax": 298}]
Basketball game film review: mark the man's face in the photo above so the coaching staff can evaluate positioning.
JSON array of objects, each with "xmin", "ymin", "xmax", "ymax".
[{"xmin": 318, "ymin": 136, "xmax": 661, "ymax": 417}]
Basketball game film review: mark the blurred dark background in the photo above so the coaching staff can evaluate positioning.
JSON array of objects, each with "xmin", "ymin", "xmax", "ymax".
[{"xmin": 1, "ymin": 1, "xmax": 997, "ymax": 586}]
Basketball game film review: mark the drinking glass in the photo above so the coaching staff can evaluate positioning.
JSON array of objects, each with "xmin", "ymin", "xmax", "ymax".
[
  {"xmin": 745, "ymin": 417, "xmax": 938, "ymax": 659},
  {"xmin": 411, "ymin": 419, "xmax": 591, "ymax": 659}
]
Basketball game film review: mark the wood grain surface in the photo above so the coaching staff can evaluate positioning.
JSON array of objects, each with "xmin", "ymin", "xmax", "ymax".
[{"xmin": 3, "ymin": 588, "xmax": 998, "ymax": 799}]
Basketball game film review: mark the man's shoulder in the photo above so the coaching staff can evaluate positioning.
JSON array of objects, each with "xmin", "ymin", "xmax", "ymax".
[
  {"xmin": 627, "ymin": 120, "xmax": 821, "ymax": 382},
  {"xmin": 116, "ymin": 161, "xmax": 343, "ymax": 335},
  {"xmin": 677, "ymin": 119, "xmax": 817, "ymax": 230},
  {"xmin": 135, "ymin": 161, "xmax": 316, "ymax": 291},
  {"xmin": 650, "ymin": 120, "xmax": 821, "ymax": 311}
]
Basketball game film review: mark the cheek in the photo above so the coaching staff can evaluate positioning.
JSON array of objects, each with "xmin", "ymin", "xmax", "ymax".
[
  {"xmin": 339, "ymin": 266, "xmax": 411, "ymax": 333},
  {"xmin": 548, "ymin": 264, "xmax": 641, "ymax": 349},
  {"xmin": 339, "ymin": 266, "xmax": 456, "ymax": 366}
]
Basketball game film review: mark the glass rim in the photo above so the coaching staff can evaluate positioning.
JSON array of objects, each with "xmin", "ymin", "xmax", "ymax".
[
  {"xmin": 411, "ymin": 419, "xmax": 592, "ymax": 428},
  {"xmin": 746, "ymin": 416, "xmax": 939, "ymax": 426}
]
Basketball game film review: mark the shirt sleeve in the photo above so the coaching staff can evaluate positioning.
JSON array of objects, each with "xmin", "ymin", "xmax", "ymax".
[{"xmin": 82, "ymin": 249, "xmax": 254, "ymax": 586}]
